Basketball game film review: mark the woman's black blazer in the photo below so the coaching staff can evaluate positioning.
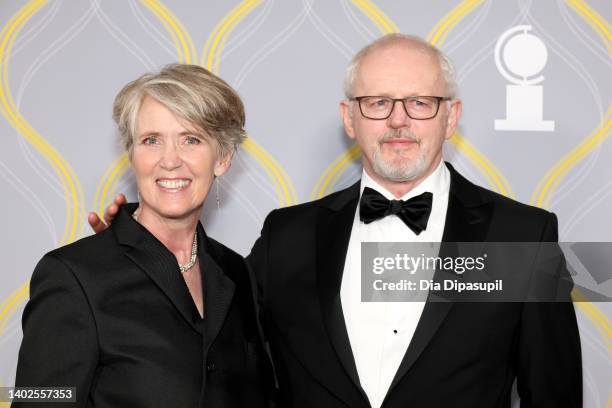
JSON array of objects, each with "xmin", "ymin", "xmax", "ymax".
[{"xmin": 14, "ymin": 204, "xmax": 273, "ymax": 407}]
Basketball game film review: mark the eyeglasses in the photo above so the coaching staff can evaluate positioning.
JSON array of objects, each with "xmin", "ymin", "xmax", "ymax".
[{"xmin": 351, "ymin": 96, "xmax": 451, "ymax": 120}]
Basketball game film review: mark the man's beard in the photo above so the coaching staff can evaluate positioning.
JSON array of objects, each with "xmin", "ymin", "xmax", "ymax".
[{"xmin": 371, "ymin": 129, "xmax": 428, "ymax": 182}]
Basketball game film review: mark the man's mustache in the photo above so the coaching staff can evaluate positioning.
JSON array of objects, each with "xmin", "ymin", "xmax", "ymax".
[{"xmin": 378, "ymin": 130, "xmax": 420, "ymax": 145}]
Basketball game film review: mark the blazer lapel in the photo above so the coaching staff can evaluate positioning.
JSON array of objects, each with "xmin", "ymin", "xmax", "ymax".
[
  {"xmin": 316, "ymin": 181, "xmax": 370, "ymax": 404},
  {"xmin": 198, "ymin": 223, "xmax": 236, "ymax": 353},
  {"xmin": 388, "ymin": 162, "xmax": 493, "ymax": 391},
  {"xmin": 114, "ymin": 204, "xmax": 203, "ymax": 334}
]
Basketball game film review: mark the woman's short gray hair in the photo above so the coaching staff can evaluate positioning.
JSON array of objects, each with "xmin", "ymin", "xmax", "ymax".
[
  {"xmin": 113, "ymin": 64, "xmax": 246, "ymax": 157},
  {"xmin": 343, "ymin": 33, "xmax": 458, "ymax": 100}
]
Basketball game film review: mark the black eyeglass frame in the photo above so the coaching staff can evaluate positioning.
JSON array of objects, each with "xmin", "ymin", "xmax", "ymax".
[{"xmin": 350, "ymin": 96, "xmax": 452, "ymax": 120}]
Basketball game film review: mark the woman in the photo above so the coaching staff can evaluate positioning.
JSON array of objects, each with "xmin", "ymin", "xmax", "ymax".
[{"xmin": 14, "ymin": 64, "xmax": 272, "ymax": 407}]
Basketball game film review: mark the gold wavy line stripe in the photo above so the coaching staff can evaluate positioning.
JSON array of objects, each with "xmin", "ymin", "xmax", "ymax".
[
  {"xmin": 95, "ymin": 0, "xmax": 199, "ymax": 214},
  {"xmin": 139, "ymin": 0, "xmax": 197, "ymax": 63},
  {"xmin": 310, "ymin": 144, "xmax": 361, "ymax": 200},
  {"xmin": 350, "ymin": 0, "xmax": 399, "ymax": 34},
  {"xmin": 531, "ymin": 107, "xmax": 612, "ymax": 208},
  {"xmin": 94, "ymin": 153, "xmax": 129, "ymax": 217},
  {"xmin": 241, "ymin": 137, "xmax": 297, "ymax": 207},
  {"xmin": 0, "ymin": 0, "xmax": 86, "ymax": 337},
  {"xmin": 310, "ymin": 1, "xmax": 397, "ymax": 199},
  {"xmin": 572, "ymin": 290, "xmax": 612, "ymax": 340},
  {"xmin": 0, "ymin": 281, "xmax": 29, "ymax": 337},
  {"xmin": 0, "ymin": 0, "xmax": 84, "ymax": 244},
  {"xmin": 450, "ymin": 132, "xmax": 515, "ymax": 197},
  {"xmin": 97, "ymin": 0, "xmax": 297, "ymax": 212},
  {"xmin": 202, "ymin": 0, "xmax": 263, "ymax": 73},
  {"xmin": 426, "ymin": 0, "xmax": 485, "ymax": 46},
  {"xmin": 547, "ymin": 4, "xmax": 612, "ymax": 406},
  {"xmin": 94, "ymin": 0, "xmax": 199, "ymax": 212},
  {"xmin": 428, "ymin": 0, "xmax": 514, "ymax": 198},
  {"xmin": 312, "ymin": 0, "xmax": 514, "ymax": 199},
  {"xmin": 201, "ymin": 0, "xmax": 297, "ymax": 206},
  {"xmin": 531, "ymin": 0, "xmax": 612, "ymax": 209},
  {"xmin": 572, "ymin": 1, "xmax": 612, "ymax": 58},
  {"xmin": 530, "ymin": 2, "xmax": 612, "ymax": 405}
]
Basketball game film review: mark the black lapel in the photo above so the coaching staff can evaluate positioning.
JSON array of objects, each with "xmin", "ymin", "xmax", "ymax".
[
  {"xmin": 198, "ymin": 223, "xmax": 236, "ymax": 353},
  {"xmin": 113, "ymin": 204, "xmax": 203, "ymax": 334},
  {"xmin": 388, "ymin": 162, "xmax": 493, "ymax": 391},
  {"xmin": 316, "ymin": 181, "xmax": 369, "ymax": 403}
]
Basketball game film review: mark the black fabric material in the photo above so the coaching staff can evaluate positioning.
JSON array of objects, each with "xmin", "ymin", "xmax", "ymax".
[
  {"xmin": 247, "ymin": 162, "xmax": 582, "ymax": 408},
  {"xmin": 359, "ymin": 187, "xmax": 433, "ymax": 234},
  {"xmin": 14, "ymin": 204, "xmax": 274, "ymax": 408}
]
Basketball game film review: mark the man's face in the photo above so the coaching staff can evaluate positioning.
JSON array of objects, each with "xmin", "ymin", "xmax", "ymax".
[{"xmin": 341, "ymin": 43, "xmax": 461, "ymax": 186}]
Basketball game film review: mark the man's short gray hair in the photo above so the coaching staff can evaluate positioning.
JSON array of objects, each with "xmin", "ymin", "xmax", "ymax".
[
  {"xmin": 113, "ymin": 63, "xmax": 246, "ymax": 158},
  {"xmin": 343, "ymin": 33, "xmax": 458, "ymax": 100}
]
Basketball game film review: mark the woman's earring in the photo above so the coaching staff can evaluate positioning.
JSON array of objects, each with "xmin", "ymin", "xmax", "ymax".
[{"xmin": 216, "ymin": 178, "xmax": 220, "ymax": 210}]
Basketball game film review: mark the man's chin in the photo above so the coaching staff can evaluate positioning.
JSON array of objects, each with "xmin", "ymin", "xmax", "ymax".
[{"xmin": 373, "ymin": 158, "xmax": 428, "ymax": 182}]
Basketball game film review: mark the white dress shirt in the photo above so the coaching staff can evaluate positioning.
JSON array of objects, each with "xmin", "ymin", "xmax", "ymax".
[{"xmin": 340, "ymin": 160, "xmax": 450, "ymax": 408}]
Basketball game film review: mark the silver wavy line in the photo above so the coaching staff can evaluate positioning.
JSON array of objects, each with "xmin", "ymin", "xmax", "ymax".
[
  {"xmin": 583, "ymin": 366, "xmax": 602, "ymax": 408},
  {"xmin": 561, "ymin": 179, "xmax": 612, "ymax": 237},
  {"xmin": 218, "ymin": 177, "xmax": 265, "ymax": 226},
  {"xmin": 203, "ymin": 176, "xmax": 265, "ymax": 228},
  {"xmin": 115, "ymin": 172, "xmax": 136, "ymax": 202},
  {"xmin": 200, "ymin": 0, "xmax": 286, "ymax": 209},
  {"xmin": 0, "ymin": 313, "xmax": 23, "ymax": 348},
  {"xmin": 12, "ymin": 0, "xmax": 62, "ymax": 56},
  {"xmin": 233, "ymin": 147, "xmax": 279, "ymax": 204},
  {"xmin": 457, "ymin": 0, "xmax": 605, "ymax": 209},
  {"xmin": 0, "ymin": 159, "xmax": 56, "ymax": 243},
  {"xmin": 340, "ymin": 0, "xmax": 376, "ymax": 43},
  {"xmin": 13, "ymin": 1, "xmax": 96, "ymax": 233},
  {"xmin": 91, "ymin": 0, "xmax": 157, "ymax": 70},
  {"xmin": 128, "ymin": 0, "xmax": 176, "ymax": 60},
  {"xmin": 336, "ymin": 164, "xmax": 361, "ymax": 191},
  {"xmin": 222, "ymin": 0, "xmax": 276, "ymax": 60},
  {"xmin": 577, "ymin": 313, "xmax": 610, "ymax": 361},
  {"xmin": 444, "ymin": 0, "xmax": 493, "ymax": 55},
  {"xmin": 520, "ymin": 0, "xmax": 606, "ymax": 213},
  {"xmin": 557, "ymin": 0, "xmax": 612, "ymax": 70},
  {"xmin": 457, "ymin": 0, "xmax": 533, "ymax": 83},
  {"xmin": 233, "ymin": 0, "xmax": 313, "ymax": 89},
  {"xmin": 303, "ymin": 0, "xmax": 353, "ymax": 59}
]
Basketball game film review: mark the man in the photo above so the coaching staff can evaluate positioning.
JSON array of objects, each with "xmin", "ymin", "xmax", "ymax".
[{"xmin": 91, "ymin": 34, "xmax": 581, "ymax": 407}]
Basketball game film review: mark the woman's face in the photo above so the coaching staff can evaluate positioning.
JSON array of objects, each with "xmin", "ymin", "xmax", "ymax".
[{"xmin": 131, "ymin": 96, "xmax": 230, "ymax": 222}]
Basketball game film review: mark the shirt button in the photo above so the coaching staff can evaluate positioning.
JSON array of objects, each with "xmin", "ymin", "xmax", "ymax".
[{"xmin": 206, "ymin": 361, "xmax": 217, "ymax": 372}]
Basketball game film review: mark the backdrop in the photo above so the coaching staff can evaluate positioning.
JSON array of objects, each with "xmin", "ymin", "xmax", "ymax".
[{"xmin": 1, "ymin": 0, "xmax": 610, "ymax": 406}]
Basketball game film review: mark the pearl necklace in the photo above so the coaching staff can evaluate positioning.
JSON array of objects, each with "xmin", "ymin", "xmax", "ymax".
[{"xmin": 132, "ymin": 210, "xmax": 198, "ymax": 273}]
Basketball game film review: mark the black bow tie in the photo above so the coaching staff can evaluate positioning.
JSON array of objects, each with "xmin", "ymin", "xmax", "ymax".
[{"xmin": 359, "ymin": 187, "xmax": 433, "ymax": 235}]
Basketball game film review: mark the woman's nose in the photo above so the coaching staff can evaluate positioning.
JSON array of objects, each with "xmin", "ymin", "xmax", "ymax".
[{"xmin": 159, "ymin": 142, "xmax": 182, "ymax": 170}]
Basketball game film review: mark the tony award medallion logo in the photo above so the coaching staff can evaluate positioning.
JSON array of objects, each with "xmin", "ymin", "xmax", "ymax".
[{"xmin": 494, "ymin": 25, "xmax": 554, "ymax": 131}]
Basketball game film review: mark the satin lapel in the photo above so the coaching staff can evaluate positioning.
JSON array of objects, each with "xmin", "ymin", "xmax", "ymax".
[
  {"xmin": 200, "ymin": 233, "xmax": 236, "ymax": 353},
  {"xmin": 388, "ymin": 163, "xmax": 493, "ymax": 391},
  {"xmin": 115, "ymin": 205, "xmax": 203, "ymax": 334},
  {"xmin": 316, "ymin": 182, "xmax": 369, "ymax": 403}
]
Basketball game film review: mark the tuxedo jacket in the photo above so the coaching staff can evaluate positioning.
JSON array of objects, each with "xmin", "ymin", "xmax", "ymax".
[
  {"xmin": 247, "ymin": 163, "xmax": 582, "ymax": 408},
  {"xmin": 14, "ymin": 204, "xmax": 273, "ymax": 408}
]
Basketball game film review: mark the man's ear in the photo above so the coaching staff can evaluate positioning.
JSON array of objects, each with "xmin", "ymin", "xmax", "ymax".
[
  {"xmin": 214, "ymin": 150, "xmax": 233, "ymax": 177},
  {"xmin": 340, "ymin": 100, "xmax": 356, "ymax": 140},
  {"xmin": 444, "ymin": 99, "xmax": 462, "ymax": 140}
]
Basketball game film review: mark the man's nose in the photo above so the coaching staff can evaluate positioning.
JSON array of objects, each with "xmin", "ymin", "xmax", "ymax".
[{"xmin": 387, "ymin": 100, "xmax": 412, "ymax": 128}]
